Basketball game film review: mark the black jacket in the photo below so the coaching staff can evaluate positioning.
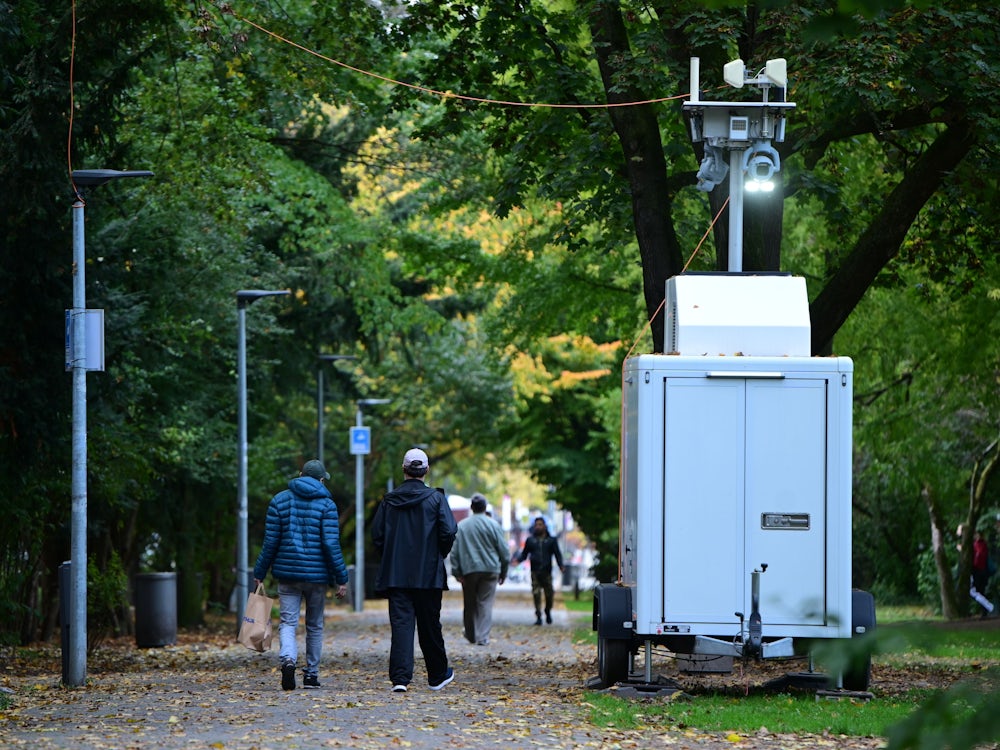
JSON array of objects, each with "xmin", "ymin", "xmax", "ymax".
[
  {"xmin": 517, "ymin": 533, "xmax": 564, "ymax": 574},
  {"xmin": 371, "ymin": 478, "xmax": 457, "ymax": 590}
]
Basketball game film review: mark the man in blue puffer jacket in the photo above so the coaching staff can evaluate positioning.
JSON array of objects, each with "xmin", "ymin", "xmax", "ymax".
[{"xmin": 254, "ymin": 460, "xmax": 349, "ymax": 691}]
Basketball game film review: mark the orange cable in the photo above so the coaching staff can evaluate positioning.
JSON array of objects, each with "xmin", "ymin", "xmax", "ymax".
[
  {"xmin": 683, "ymin": 196, "xmax": 729, "ymax": 272},
  {"xmin": 231, "ymin": 11, "xmax": 688, "ymax": 110}
]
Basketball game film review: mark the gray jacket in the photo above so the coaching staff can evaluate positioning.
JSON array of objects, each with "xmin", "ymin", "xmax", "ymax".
[{"xmin": 450, "ymin": 512, "xmax": 509, "ymax": 579}]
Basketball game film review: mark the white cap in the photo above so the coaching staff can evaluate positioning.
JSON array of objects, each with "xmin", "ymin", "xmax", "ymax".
[{"xmin": 402, "ymin": 448, "xmax": 429, "ymax": 471}]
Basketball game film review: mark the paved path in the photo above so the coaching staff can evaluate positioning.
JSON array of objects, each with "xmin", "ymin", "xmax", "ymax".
[{"xmin": 1, "ymin": 589, "xmax": 883, "ymax": 749}]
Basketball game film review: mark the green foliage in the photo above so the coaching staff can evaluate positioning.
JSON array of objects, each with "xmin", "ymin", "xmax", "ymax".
[
  {"xmin": 886, "ymin": 669, "xmax": 1000, "ymax": 750},
  {"xmin": 87, "ymin": 553, "xmax": 129, "ymax": 652}
]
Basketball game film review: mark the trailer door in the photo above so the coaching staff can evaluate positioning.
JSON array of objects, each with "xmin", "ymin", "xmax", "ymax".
[
  {"xmin": 662, "ymin": 377, "xmax": 745, "ymax": 624},
  {"xmin": 745, "ymin": 378, "xmax": 828, "ymax": 625}
]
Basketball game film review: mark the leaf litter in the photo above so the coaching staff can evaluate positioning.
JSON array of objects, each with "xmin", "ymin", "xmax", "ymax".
[{"xmin": 0, "ymin": 590, "xmax": 932, "ymax": 749}]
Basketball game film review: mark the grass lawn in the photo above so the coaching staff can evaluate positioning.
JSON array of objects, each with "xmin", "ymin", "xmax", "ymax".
[{"xmin": 567, "ymin": 593, "xmax": 999, "ymax": 742}]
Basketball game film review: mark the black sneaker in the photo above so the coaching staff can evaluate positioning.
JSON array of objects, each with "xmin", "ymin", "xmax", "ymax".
[
  {"xmin": 281, "ymin": 661, "xmax": 296, "ymax": 691},
  {"xmin": 534, "ymin": 616, "xmax": 542, "ymax": 626},
  {"xmin": 545, "ymin": 610, "xmax": 552, "ymax": 624},
  {"xmin": 303, "ymin": 675, "xmax": 320, "ymax": 689},
  {"xmin": 429, "ymin": 667, "xmax": 454, "ymax": 691}
]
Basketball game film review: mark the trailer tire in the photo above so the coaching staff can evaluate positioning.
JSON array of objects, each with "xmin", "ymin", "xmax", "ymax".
[
  {"xmin": 597, "ymin": 635, "xmax": 630, "ymax": 687},
  {"xmin": 842, "ymin": 589, "xmax": 876, "ymax": 691},
  {"xmin": 593, "ymin": 584, "xmax": 633, "ymax": 687}
]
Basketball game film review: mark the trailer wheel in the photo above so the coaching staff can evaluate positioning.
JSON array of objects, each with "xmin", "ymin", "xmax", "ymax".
[
  {"xmin": 597, "ymin": 635, "xmax": 630, "ymax": 687},
  {"xmin": 593, "ymin": 584, "xmax": 633, "ymax": 687},
  {"xmin": 842, "ymin": 589, "xmax": 876, "ymax": 691}
]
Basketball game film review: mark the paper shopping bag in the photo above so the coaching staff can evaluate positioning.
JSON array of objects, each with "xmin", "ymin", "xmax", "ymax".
[{"xmin": 237, "ymin": 582, "xmax": 274, "ymax": 652}]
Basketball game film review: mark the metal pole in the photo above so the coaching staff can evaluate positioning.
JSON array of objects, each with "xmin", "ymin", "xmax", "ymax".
[
  {"xmin": 317, "ymin": 366, "xmax": 325, "ymax": 465},
  {"xmin": 728, "ymin": 149, "xmax": 745, "ymax": 272},
  {"xmin": 235, "ymin": 304, "xmax": 249, "ymax": 631},
  {"xmin": 67, "ymin": 195, "xmax": 87, "ymax": 687},
  {"xmin": 354, "ymin": 404, "xmax": 365, "ymax": 613}
]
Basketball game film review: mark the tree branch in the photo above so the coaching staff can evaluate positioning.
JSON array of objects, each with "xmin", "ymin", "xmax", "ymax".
[{"xmin": 810, "ymin": 119, "xmax": 975, "ymax": 354}]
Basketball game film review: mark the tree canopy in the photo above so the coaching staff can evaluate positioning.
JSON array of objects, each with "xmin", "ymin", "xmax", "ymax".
[{"xmin": 3, "ymin": 0, "xmax": 1000, "ymax": 651}]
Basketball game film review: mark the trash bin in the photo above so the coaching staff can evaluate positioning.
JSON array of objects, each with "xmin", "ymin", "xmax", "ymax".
[
  {"xmin": 59, "ymin": 560, "xmax": 71, "ymax": 684},
  {"xmin": 134, "ymin": 572, "xmax": 177, "ymax": 647}
]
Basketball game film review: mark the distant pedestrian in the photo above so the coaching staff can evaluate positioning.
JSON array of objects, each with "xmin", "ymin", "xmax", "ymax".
[
  {"xmin": 516, "ymin": 517, "xmax": 565, "ymax": 625},
  {"xmin": 253, "ymin": 459, "xmax": 349, "ymax": 691},
  {"xmin": 450, "ymin": 492, "xmax": 509, "ymax": 645},
  {"xmin": 972, "ymin": 530, "xmax": 995, "ymax": 617},
  {"xmin": 371, "ymin": 448, "xmax": 458, "ymax": 693}
]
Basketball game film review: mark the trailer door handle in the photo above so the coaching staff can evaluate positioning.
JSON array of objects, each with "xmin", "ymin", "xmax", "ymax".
[{"xmin": 706, "ymin": 371, "xmax": 785, "ymax": 379}]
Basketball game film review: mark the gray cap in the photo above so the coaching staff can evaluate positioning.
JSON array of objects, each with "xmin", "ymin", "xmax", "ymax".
[
  {"xmin": 402, "ymin": 448, "xmax": 429, "ymax": 472},
  {"xmin": 301, "ymin": 459, "xmax": 330, "ymax": 480}
]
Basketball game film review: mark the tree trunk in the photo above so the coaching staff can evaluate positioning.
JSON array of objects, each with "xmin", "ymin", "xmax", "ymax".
[
  {"xmin": 923, "ymin": 485, "xmax": 961, "ymax": 619},
  {"xmin": 589, "ymin": 1, "xmax": 684, "ymax": 353}
]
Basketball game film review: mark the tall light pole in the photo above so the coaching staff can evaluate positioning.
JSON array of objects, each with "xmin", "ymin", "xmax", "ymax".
[
  {"xmin": 316, "ymin": 354, "xmax": 356, "ymax": 465},
  {"xmin": 235, "ymin": 289, "xmax": 290, "ymax": 631},
  {"xmin": 352, "ymin": 398, "xmax": 390, "ymax": 612},
  {"xmin": 683, "ymin": 56, "xmax": 793, "ymax": 271},
  {"xmin": 66, "ymin": 169, "xmax": 153, "ymax": 687}
]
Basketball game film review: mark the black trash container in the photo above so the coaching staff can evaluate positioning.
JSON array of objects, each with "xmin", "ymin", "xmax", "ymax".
[
  {"xmin": 134, "ymin": 572, "xmax": 177, "ymax": 647},
  {"xmin": 59, "ymin": 560, "xmax": 71, "ymax": 684}
]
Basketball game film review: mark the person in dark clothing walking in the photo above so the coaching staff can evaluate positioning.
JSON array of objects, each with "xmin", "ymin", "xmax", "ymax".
[
  {"xmin": 371, "ymin": 448, "xmax": 458, "ymax": 692},
  {"xmin": 516, "ymin": 516, "xmax": 565, "ymax": 625},
  {"xmin": 254, "ymin": 460, "xmax": 349, "ymax": 691}
]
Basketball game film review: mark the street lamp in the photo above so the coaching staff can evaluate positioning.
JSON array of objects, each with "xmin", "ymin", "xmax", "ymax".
[
  {"xmin": 66, "ymin": 168, "xmax": 153, "ymax": 687},
  {"xmin": 352, "ymin": 398, "xmax": 391, "ymax": 612},
  {"xmin": 235, "ymin": 289, "xmax": 290, "ymax": 631},
  {"xmin": 316, "ymin": 354, "xmax": 357, "ymax": 465}
]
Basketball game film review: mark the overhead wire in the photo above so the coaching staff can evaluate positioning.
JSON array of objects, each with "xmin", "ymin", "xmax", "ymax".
[{"xmin": 229, "ymin": 10, "xmax": 688, "ymax": 110}]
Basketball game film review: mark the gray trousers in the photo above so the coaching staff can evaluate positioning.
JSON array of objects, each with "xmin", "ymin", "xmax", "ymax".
[{"xmin": 460, "ymin": 572, "xmax": 499, "ymax": 644}]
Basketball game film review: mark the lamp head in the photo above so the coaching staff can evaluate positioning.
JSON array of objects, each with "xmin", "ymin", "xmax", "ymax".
[
  {"xmin": 72, "ymin": 169, "xmax": 154, "ymax": 188},
  {"xmin": 236, "ymin": 289, "xmax": 291, "ymax": 308}
]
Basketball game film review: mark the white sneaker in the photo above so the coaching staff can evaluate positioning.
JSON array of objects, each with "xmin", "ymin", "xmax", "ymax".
[{"xmin": 391, "ymin": 684, "xmax": 408, "ymax": 692}]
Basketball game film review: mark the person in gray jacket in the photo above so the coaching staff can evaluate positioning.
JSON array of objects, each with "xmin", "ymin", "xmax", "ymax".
[
  {"xmin": 254, "ymin": 460, "xmax": 349, "ymax": 691},
  {"xmin": 450, "ymin": 493, "xmax": 508, "ymax": 645},
  {"xmin": 371, "ymin": 448, "xmax": 457, "ymax": 693}
]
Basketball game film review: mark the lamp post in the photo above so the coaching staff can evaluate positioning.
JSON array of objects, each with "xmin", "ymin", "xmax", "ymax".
[
  {"xmin": 352, "ymin": 398, "xmax": 391, "ymax": 612},
  {"xmin": 316, "ymin": 354, "xmax": 356, "ymax": 465},
  {"xmin": 236, "ymin": 289, "xmax": 290, "ymax": 631},
  {"xmin": 66, "ymin": 169, "xmax": 153, "ymax": 687}
]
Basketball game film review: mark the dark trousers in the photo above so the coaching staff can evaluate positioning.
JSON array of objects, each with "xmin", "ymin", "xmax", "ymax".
[
  {"xmin": 530, "ymin": 570, "xmax": 554, "ymax": 615},
  {"xmin": 387, "ymin": 588, "xmax": 449, "ymax": 686}
]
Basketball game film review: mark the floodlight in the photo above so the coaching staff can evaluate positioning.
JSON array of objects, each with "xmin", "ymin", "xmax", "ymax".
[
  {"xmin": 742, "ymin": 140, "xmax": 781, "ymax": 195},
  {"xmin": 723, "ymin": 59, "xmax": 745, "ymax": 89},
  {"xmin": 764, "ymin": 58, "xmax": 787, "ymax": 88}
]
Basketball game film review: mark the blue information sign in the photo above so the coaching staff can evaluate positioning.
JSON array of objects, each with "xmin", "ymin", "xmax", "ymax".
[{"xmin": 350, "ymin": 426, "xmax": 371, "ymax": 455}]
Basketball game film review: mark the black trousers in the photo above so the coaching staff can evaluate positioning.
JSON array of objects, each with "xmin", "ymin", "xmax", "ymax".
[{"xmin": 386, "ymin": 588, "xmax": 449, "ymax": 686}]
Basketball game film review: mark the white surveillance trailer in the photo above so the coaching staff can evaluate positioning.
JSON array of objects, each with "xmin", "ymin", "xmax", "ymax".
[{"xmin": 593, "ymin": 274, "xmax": 875, "ymax": 692}]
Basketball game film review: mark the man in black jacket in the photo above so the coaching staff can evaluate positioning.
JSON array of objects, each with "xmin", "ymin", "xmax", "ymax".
[
  {"xmin": 516, "ymin": 516, "xmax": 565, "ymax": 625},
  {"xmin": 371, "ymin": 448, "xmax": 458, "ymax": 693}
]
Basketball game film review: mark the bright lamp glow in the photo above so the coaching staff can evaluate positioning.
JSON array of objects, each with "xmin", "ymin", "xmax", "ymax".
[
  {"xmin": 723, "ymin": 59, "xmax": 745, "ymax": 88},
  {"xmin": 742, "ymin": 140, "xmax": 781, "ymax": 195}
]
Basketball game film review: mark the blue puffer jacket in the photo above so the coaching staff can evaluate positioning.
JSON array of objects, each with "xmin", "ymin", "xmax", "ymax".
[{"xmin": 253, "ymin": 476, "xmax": 349, "ymax": 586}]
